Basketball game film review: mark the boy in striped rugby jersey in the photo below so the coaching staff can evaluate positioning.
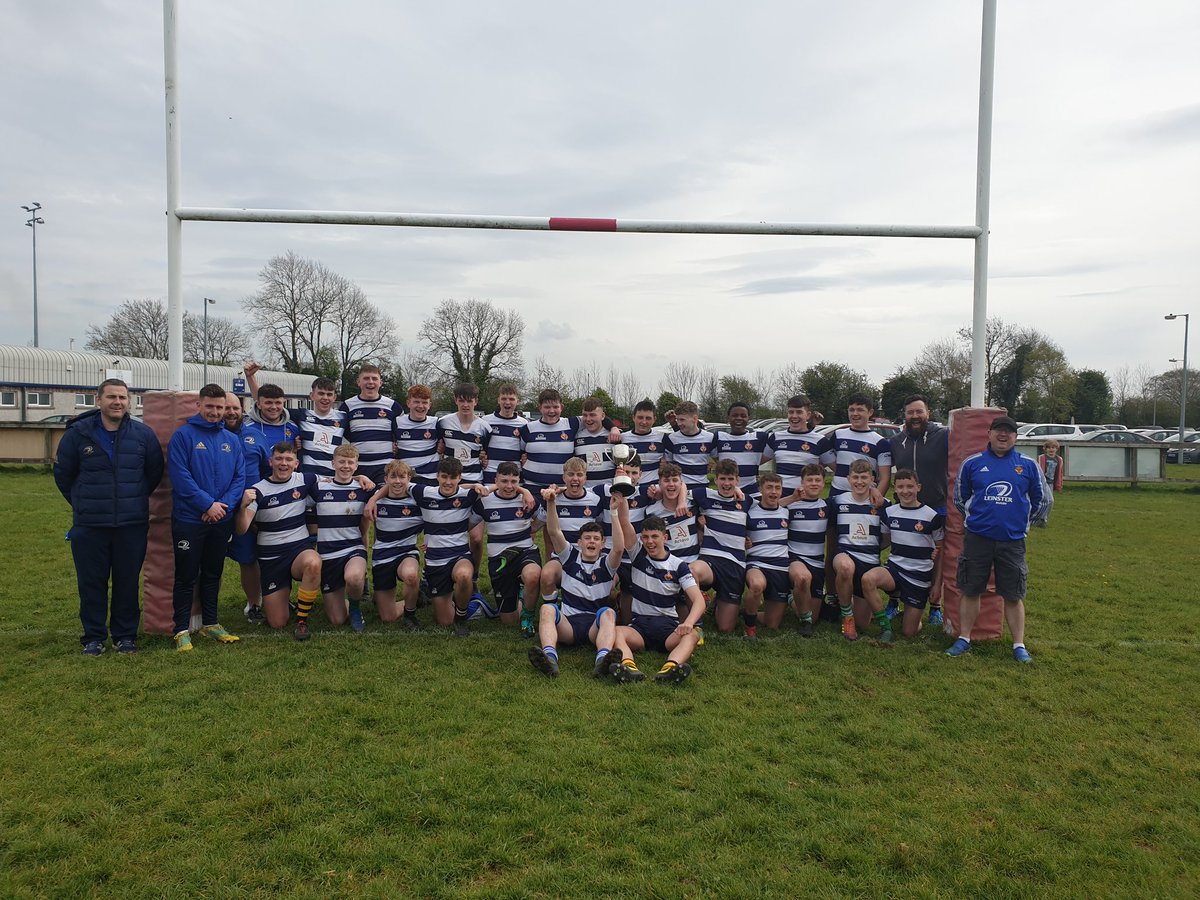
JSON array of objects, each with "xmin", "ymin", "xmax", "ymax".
[{"xmin": 311, "ymin": 443, "xmax": 371, "ymax": 632}]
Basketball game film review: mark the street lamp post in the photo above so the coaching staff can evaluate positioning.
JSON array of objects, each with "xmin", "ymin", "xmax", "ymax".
[
  {"xmin": 1165, "ymin": 314, "xmax": 1190, "ymax": 461},
  {"xmin": 21, "ymin": 203, "xmax": 44, "ymax": 347},
  {"xmin": 203, "ymin": 297, "xmax": 216, "ymax": 385}
]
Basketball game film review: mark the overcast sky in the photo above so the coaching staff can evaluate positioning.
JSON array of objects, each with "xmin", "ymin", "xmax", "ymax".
[{"xmin": 2, "ymin": 1, "xmax": 1197, "ymax": 397}]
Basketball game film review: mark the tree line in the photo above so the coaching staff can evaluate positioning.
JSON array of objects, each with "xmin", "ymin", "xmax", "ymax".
[{"xmin": 84, "ymin": 252, "xmax": 1195, "ymax": 427}]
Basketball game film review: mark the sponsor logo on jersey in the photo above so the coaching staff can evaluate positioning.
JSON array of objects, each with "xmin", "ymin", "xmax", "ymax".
[
  {"xmin": 984, "ymin": 482, "xmax": 1014, "ymax": 503},
  {"xmin": 176, "ymin": 539, "xmax": 191, "ymax": 551},
  {"xmin": 196, "ymin": 441, "xmax": 207, "ymax": 450},
  {"xmin": 490, "ymin": 511, "xmax": 500, "ymax": 520},
  {"xmin": 83, "ymin": 445, "xmax": 94, "ymax": 455},
  {"xmin": 322, "ymin": 493, "xmax": 335, "ymax": 500},
  {"xmin": 267, "ymin": 497, "xmax": 279, "ymax": 506}
]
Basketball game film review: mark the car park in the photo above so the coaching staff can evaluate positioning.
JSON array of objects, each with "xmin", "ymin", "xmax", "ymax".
[
  {"xmin": 1017, "ymin": 423, "xmax": 1092, "ymax": 441},
  {"xmin": 1078, "ymin": 430, "xmax": 1157, "ymax": 444},
  {"xmin": 1143, "ymin": 428, "xmax": 1199, "ymax": 443},
  {"xmin": 1166, "ymin": 434, "xmax": 1200, "ymax": 463}
]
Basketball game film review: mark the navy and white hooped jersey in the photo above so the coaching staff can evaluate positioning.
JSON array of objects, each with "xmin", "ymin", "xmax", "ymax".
[
  {"xmin": 628, "ymin": 541, "xmax": 695, "ymax": 623},
  {"xmin": 339, "ymin": 395, "xmax": 403, "ymax": 473},
  {"xmin": 556, "ymin": 545, "xmax": 618, "ymax": 619},
  {"xmin": 410, "ymin": 483, "xmax": 483, "ymax": 567},
  {"xmin": 715, "ymin": 430, "xmax": 770, "ymax": 495},
  {"xmin": 822, "ymin": 428, "xmax": 892, "ymax": 494},
  {"xmin": 478, "ymin": 490, "xmax": 537, "ymax": 558},
  {"xmin": 575, "ymin": 425, "xmax": 614, "ymax": 490},
  {"xmin": 536, "ymin": 488, "xmax": 603, "ymax": 546},
  {"xmin": 371, "ymin": 493, "xmax": 422, "ymax": 568},
  {"xmin": 597, "ymin": 482, "xmax": 651, "ymax": 551},
  {"xmin": 620, "ymin": 429, "xmax": 665, "ymax": 486},
  {"xmin": 692, "ymin": 486, "xmax": 749, "ymax": 567},
  {"xmin": 765, "ymin": 428, "xmax": 825, "ymax": 491},
  {"xmin": 290, "ymin": 407, "xmax": 344, "ymax": 477},
  {"xmin": 830, "ymin": 490, "xmax": 884, "ymax": 566},
  {"xmin": 519, "ymin": 416, "xmax": 583, "ymax": 488},
  {"xmin": 436, "ymin": 414, "xmax": 491, "ymax": 484},
  {"xmin": 882, "ymin": 502, "xmax": 945, "ymax": 587},
  {"xmin": 310, "ymin": 476, "xmax": 367, "ymax": 561},
  {"xmin": 746, "ymin": 501, "xmax": 791, "ymax": 572},
  {"xmin": 663, "ymin": 429, "xmax": 717, "ymax": 486},
  {"xmin": 787, "ymin": 497, "xmax": 830, "ymax": 565},
  {"xmin": 646, "ymin": 497, "xmax": 700, "ymax": 563},
  {"xmin": 246, "ymin": 472, "xmax": 317, "ymax": 560},
  {"xmin": 481, "ymin": 412, "xmax": 528, "ymax": 484},
  {"xmin": 394, "ymin": 414, "xmax": 439, "ymax": 484}
]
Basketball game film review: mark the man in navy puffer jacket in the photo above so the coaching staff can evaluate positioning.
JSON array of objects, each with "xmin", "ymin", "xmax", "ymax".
[{"xmin": 54, "ymin": 379, "xmax": 164, "ymax": 655}]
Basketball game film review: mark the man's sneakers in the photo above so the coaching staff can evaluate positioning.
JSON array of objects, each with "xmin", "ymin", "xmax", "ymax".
[
  {"xmin": 82, "ymin": 640, "xmax": 104, "ymax": 657},
  {"xmin": 610, "ymin": 658, "xmax": 645, "ymax": 683},
  {"xmin": 348, "ymin": 607, "xmax": 365, "ymax": 633},
  {"xmin": 114, "ymin": 638, "xmax": 137, "ymax": 654},
  {"xmin": 454, "ymin": 620, "xmax": 471, "ymax": 637},
  {"xmin": 884, "ymin": 599, "xmax": 899, "ymax": 620},
  {"xmin": 200, "ymin": 624, "xmax": 240, "ymax": 644},
  {"xmin": 593, "ymin": 649, "xmax": 617, "ymax": 678},
  {"xmin": 174, "ymin": 631, "xmax": 193, "ymax": 653},
  {"xmin": 244, "ymin": 603, "xmax": 265, "ymax": 626},
  {"xmin": 878, "ymin": 626, "xmax": 894, "ymax": 645},
  {"xmin": 654, "ymin": 661, "xmax": 692, "ymax": 685},
  {"xmin": 841, "ymin": 615, "xmax": 858, "ymax": 642},
  {"xmin": 944, "ymin": 637, "xmax": 971, "ymax": 657},
  {"xmin": 519, "ymin": 608, "xmax": 536, "ymax": 638},
  {"xmin": 743, "ymin": 625, "xmax": 758, "ymax": 640},
  {"xmin": 294, "ymin": 620, "xmax": 311, "ymax": 642},
  {"xmin": 1013, "ymin": 645, "xmax": 1033, "ymax": 664},
  {"xmin": 928, "ymin": 607, "xmax": 944, "ymax": 629},
  {"xmin": 798, "ymin": 619, "xmax": 814, "ymax": 638},
  {"xmin": 528, "ymin": 646, "xmax": 560, "ymax": 678},
  {"xmin": 401, "ymin": 610, "xmax": 423, "ymax": 632}
]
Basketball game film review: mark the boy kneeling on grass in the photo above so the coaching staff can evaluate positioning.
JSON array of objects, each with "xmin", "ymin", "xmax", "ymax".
[
  {"xmin": 609, "ymin": 513, "xmax": 706, "ymax": 685},
  {"xmin": 528, "ymin": 483, "xmax": 629, "ymax": 678},
  {"xmin": 829, "ymin": 458, "xmax": 890, "ymax": 643},
  {"xmin": 860, "ymin": 468, "xmax": 945, "ymax": 640}
]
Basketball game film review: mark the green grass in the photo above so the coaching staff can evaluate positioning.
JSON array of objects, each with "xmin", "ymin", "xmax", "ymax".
[{"xmin": 1, "ymin": 472, "xmax": 1198, "ymax": 897}]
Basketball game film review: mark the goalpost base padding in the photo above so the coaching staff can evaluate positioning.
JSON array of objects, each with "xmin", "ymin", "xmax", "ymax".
[
  {"xmin": 142, "ymin": 391, "xmax": 200, "ymax": 635},
  {"xmin": 943, "ymin": 407, "xmax": 1007, "ymax": 641}
]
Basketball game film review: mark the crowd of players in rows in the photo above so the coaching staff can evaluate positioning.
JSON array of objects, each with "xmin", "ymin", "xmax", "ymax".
[{"xmin": 174, "ymin": 364, "xmax": 948, "ymax": 683}]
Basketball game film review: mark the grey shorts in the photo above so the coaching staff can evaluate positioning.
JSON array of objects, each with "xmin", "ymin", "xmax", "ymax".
[{"xmin": 956, "ymin": 531, "xmax": 1027, "ymax": 602}]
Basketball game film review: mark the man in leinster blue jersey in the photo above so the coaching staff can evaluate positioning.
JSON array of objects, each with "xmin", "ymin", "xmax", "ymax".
[{"xmin": 528, "ymin": 484, "xmax": 629, "ymax": 678}]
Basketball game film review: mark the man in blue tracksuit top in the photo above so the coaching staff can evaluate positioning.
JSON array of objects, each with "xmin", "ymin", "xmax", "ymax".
[
  {"xmin": 53, "ymin": 379, "xmax": 164, "ymax": 656},
  {"xmin": 946, "ymin": 414, "xmax": 1052, "ymax": 663},
  {"xmin": 166, "ymin": 383, "xmax": 246, "ymax": 652}
]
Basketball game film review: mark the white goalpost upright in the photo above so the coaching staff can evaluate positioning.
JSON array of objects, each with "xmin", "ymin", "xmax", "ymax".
[{"xmin": 162, "ymin": 0, "xmax": 998, "ymax": 404}]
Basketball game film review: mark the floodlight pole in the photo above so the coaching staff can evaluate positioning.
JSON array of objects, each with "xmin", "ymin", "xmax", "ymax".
[
  {"xmin": 164, "ymin": 0, "xmax": 184, "ymax": 391},
  {"xmin": 970, "ymin": 0, "xmax": 997, "ymax": 408},
  {"xmin": 21, "ymin": 202, "xmax": 44, "ymax": 348},
  {"xmin": 203, "ymin": 297, "xmax": 216, "ymax": 385},
  {"xmin": 1166, "ymin": 314, "xmax": 1190, "ymax": 454}
]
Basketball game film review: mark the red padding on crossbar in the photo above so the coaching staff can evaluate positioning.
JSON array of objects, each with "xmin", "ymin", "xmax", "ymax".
[{"xmin": 548, "ymin": 217, "xmax": 618, "ymax": 231}]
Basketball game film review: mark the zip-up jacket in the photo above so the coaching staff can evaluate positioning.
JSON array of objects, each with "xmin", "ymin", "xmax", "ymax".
[
  {"xmin": 167, "ymin": 414, "xmax": 245, "ymax": 524},
  {"xmin": 954, "ymin": 446, "xmax": 1052, "ymax": 541},
  {"xmin": 889, "ymin": 423, "xmax": 949, "ymax": 509},
  {"xmin": 54, "ymin": 410, "xmax": 164, "ymax": 527}
]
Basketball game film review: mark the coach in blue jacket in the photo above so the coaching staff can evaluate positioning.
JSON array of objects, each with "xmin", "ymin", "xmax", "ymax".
[
  {"xmin": 166, "ymin": 383, "xmax": 245, "ymax": 651},
  {"xmin": 946, "ymin": 415, "xmax": 1052, "ymax": 663},
  {"xmin": 54, "ymin": 379, "xmax": 164, "ymax": 656}
]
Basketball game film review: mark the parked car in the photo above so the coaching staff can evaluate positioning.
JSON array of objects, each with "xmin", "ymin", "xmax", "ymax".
[
  {"xmin": 1144, "ymin": 428, "xmax": 1199, "ymax": 443},
  {"xmin": 1078, "ymin": 430, "xmax": 1156, "ymax": 444},
  {"xmin": 1017, "ymin": 423, "xmax": 1090, "ymax": 440},
  {"xmin": 38, "ymin": 414, "xmax": 76, "ymax": 424},
  {"xmin": 1166, "ymin": 434, "xmax": 1200, "ymax": 463},
  {"xmin": 816, "ymin": 421, "xmax": 902, "ymax": 440}
]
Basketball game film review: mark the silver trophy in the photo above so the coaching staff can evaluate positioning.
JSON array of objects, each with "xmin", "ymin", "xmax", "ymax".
[{"xmin": 609, "ymin": 443, "xmax": 640, "ymax": 498}]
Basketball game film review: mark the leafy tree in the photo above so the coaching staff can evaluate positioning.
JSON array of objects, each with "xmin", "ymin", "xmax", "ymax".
[
  {"xmin": 656, "ymin": 391, "xmax": 682, "ymax": 418},
  {"xmin": 797, "ymin": 361, "xmax": 876, "ymax": 422},
  {"xmin": 880, "ymin": 370, "xmax": 925, "ymax": 421},
  {"xmin": 718, "ymin": 375, "xmax": 761, "ymax": 417},
  {"xmin": 1072, "ymin": 369, "xmax": 1112, "ymax": 423}
]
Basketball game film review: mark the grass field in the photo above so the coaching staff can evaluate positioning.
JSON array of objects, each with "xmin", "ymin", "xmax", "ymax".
[{"xmin": 1, "ymin": 471, "xmax": 1198, "ymax": 897}]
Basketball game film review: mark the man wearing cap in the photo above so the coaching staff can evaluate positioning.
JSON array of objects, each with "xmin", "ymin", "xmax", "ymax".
[{"xmin": 945, "ymin": 415, "xmax": 1052, "ymax": 663}]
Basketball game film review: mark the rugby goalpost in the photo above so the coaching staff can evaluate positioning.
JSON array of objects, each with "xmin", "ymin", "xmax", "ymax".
[
  {"xmin": 162, "ymin": 0, "xmax": 998, "ymax": 404},
  {"xmin": 152, "ymin": 0, "xmax": 1008, "ymax": 640}
]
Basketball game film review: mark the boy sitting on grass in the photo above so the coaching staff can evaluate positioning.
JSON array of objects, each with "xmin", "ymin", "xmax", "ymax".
[
  {"xmin": 528, "ymin": 485, "xmax": 629, "ymax": 678},
  {"xmin": 862, "ymin": 468, "xmax": 945, "ymax": 640},
  {"xmin": 609, "ymin": 514, "xmax": 706, "ymax": 686}
]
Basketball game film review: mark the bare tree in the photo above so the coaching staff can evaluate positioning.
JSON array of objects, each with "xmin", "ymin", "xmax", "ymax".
[
  {"xmin": 244, "ymin": 251, "xmax": 324, "ymax": 372},
  {"xmin": 86, "ymin": 298, "xmax": 249, "ymax": 364},
  {"xmin": 660, "ymin": 361, "xmax": 700, "ymax": 401},
  {"xmin": 611, "ymin": 366, "xmax": 644, "ymax": 412},
  {"xmin": 567, "ymin": 361, "xmax": 605, "ymax": 400},
  {"xmin": 85, "ymin": 298, "xmax": 172, "ymax": 359},
  {"xmin": 697, "ymin": 366, "xmax": 722, "ymax": 420},
  {"xmin": 527, "ymin": 356, "xmax": 567, "ymax": 395},
  {"xmin": 751, "ymin": 367, "xmax": 779, "ymax": 413},
  {"xmin": 329, "ymin": 280, "xmax": 397, "ymax": 372},
  {"xmin": 418, "ymin": 298, "xmax": 524, "ymax": 387}
]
